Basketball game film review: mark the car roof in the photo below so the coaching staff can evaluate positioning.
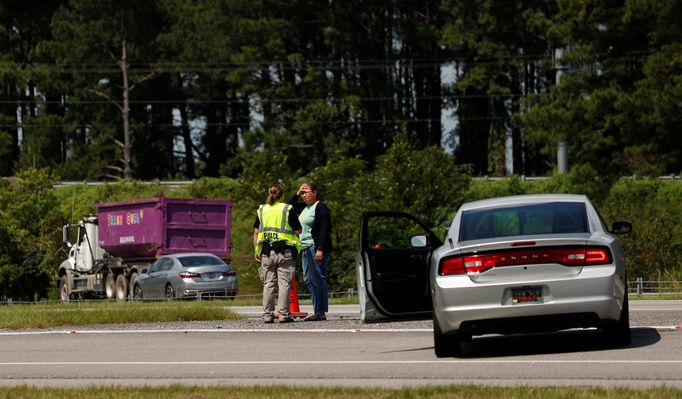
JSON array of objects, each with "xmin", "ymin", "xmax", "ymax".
[
  {"xmin": 460, "ymin": 194, "xmax": 589, "ymax": 212},
  {"xmin": 162, "ymin": 252, "xmax": 221, "ymax": 259}
]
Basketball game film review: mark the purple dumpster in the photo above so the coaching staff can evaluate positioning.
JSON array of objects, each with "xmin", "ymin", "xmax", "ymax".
[{"xmin": 96, "ymin": 198, "xmax": 232, "ymax": 261}]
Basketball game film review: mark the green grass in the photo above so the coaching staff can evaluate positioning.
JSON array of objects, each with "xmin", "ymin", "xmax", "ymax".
[
  {"xmin": 0, "ymin": 300, "xmax": 240, "ymax": 330},
  {"xmin": 1, "ymin": 385, "xmax": 681, "ymax": 398},
  {"xmin": 0, "ymin": 295, "xmax": 355, "ymax": 329}
]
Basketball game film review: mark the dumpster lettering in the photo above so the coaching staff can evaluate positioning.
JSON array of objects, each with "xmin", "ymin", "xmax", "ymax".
[
  {"xmin": 119, "ymin": 235, "xmax": 135, "ymax": 244},
  {"xmin": 108, "ymin": 211, "xmax": 144, "ymax": 227},
  {"xmin": 108, "ymin": 214, "xmax": 124, "ymax": 226},
  {"xmin": 126, "ymin": 211, "xmax": 143, "ymax": 225}
]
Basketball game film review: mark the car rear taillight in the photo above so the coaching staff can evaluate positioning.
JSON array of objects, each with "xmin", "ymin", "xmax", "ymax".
[
  {"xmin": 179, "ymin": 271, "xmax": 201, "ymax": 279},
  {"xmin": 222, "ymin": 271, "xmax": 236, "ymax": 277},
  {"xmin": 440, "ymin": 257, "xmax": 466, "ymax": 275},
  {"xmin": 438, "ymin": 246, "xmax": 612, "ymax": 276}
]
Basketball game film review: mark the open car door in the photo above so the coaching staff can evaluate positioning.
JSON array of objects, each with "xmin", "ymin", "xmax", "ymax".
[{"xmin": 357, "ymin": 211, "xmax": 442, "ymax": 322}]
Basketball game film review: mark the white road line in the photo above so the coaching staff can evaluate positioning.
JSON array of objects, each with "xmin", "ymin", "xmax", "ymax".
[
  {"xmin": 1, "ymin": 360, "xmax": 682, "ymax": 366},
  {"xmin": 0, "ymin": 328, "xmax": 429, "ymax": 335},
  {"xmin": 0, "ymin": 325, "xmax": 680, "ymax": 336}
]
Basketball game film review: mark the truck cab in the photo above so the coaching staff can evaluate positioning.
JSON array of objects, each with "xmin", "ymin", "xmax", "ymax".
[{"xmin": 59, "ymin": 215, "xmax": 117, "ymax": 302}]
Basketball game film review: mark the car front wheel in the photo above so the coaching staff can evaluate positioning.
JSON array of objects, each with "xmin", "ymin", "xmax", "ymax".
[
  {"xmin": 433, "ymin": 315, "xmax": 462, "ymax": 357},
  {"xmin": 133, "ymin": 284, "xmax": 143, "ymax": 300}
]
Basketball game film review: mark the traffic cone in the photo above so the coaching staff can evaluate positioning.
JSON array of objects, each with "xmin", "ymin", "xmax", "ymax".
[{"xmin": 289, "ymin": 277, "xmax": 308, "ymax": 319}]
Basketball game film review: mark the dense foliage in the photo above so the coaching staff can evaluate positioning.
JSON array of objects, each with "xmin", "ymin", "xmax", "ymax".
[{"xmin": 1, "ymin": 1, "xmax": 681, "ymax": 180}]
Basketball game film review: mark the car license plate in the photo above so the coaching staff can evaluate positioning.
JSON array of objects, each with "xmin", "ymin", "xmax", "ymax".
[
  {"xmin": 204, "ymin": 272, "xmax": 217, "ymax": 280},
  {"xmin": 512, "ymin": 286, "xmax": 543, "ymax": 304}
]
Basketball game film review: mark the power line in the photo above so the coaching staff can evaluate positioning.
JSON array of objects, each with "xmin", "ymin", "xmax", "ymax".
[
  {"xmin": 0, "ymin": 116, "xmax": 510, "ymax": 130},
  {"xmin": 14, "ymin": 51, "xmax": 653, "ymax": 74},
  {"xmin": 0, "ymin": 93, "xmax": 539, "ymax": 105}
]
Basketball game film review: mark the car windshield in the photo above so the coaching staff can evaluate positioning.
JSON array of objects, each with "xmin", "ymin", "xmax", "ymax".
[
  {"xmin": 459, "ymin": 201, "xmax": 588, "ymax": 241},
  {"xmin": 177, "ymin": 255, "xmax": 225, "ymax": 267}
]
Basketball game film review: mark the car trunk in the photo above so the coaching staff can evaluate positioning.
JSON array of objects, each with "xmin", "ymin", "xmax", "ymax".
[{"xmin": 456, "ymin": 234, "xmax": 592, "ymax": 283}]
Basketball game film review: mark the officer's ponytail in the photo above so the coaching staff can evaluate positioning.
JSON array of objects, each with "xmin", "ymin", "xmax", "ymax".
[{"xmin": 266, "ymin": 184, "xmax": 283, "ymax": 205}]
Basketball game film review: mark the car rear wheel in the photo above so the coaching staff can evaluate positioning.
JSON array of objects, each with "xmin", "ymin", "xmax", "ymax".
[
  {"xmin": 165, "ymin": 284, "xmax": 175, "ymax": 300},
  {"xmin": 433, "ymin": 315, "xmax": 462, "ymax": 357},
  {"xmin": 604, "ymin": 292, "xmax": 631, "ymax": 346}
]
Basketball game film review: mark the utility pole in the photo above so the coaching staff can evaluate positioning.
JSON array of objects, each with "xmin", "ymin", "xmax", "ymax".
[
  {"xmin": 88, "ymin": 40, "xmax": 156, "ymax": 180},
  {"xmin": 555, "ymin": 48, "xmax": 568, "ymax": 174},
  {"xmin": 120, "ymin": 40, "xmax": 131, "ymax": 179}
]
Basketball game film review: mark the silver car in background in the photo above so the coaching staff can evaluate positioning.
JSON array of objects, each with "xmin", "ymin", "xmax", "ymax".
[
  {"xmin": 133, "ymin": 252, "xmax": 238, "ymax": 300},
  {"xmin": 357, "ymin": 194, "xmax": 632, "ymax": 357}
]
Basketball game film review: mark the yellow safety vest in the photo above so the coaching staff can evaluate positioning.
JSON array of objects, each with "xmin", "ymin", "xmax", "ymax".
[{"xmin": 255, "ymin": 202, "xmax": 301, "ymax": 255}]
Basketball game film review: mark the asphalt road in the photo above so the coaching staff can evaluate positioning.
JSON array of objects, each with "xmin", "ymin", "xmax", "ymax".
[{"xmin": 0, "ymin": 300, "xmax": 680, "ymax": 389}]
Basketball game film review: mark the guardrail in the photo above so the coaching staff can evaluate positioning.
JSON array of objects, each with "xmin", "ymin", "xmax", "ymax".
[
  {"xmin": 628, "ymin": 278, "xmax": 682, "ymax": 296},
  {"xmin": 52, "ymin": 180, "xmax": 196, "ymax": 189}
]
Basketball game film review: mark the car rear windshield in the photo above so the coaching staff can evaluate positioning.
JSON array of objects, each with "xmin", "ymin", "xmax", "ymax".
[
  {"xmin": 460, "ymin": 201, "xmax": 588, "ymax": 241},
  {"xmin": 178, "ymin": 256, "xmax": 225, "ymax": 267}
]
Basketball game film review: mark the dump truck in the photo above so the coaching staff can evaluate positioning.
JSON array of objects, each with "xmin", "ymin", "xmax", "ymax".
[{"xmin": 58, "ymin": 197, "xmax": 232, "ymax": 302}]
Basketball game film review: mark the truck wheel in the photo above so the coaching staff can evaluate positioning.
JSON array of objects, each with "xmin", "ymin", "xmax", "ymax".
[
  {"xmin": 59, "ymin": 275, "xmax": 70, "ymax": 303},
  {"xmin": 128, "ymin": 273, "xmax": 139, "ymax": 300},
  {"xmin": 115, "ymin": 274, "xmax": 128, "ymax": 301},
  {"xmin": 165, "ymin": 284, "xmax": 175, "ymax": 300},
  {"xmin": 105, "ymin": 274, "xmax": 116, "ymax": 299}
]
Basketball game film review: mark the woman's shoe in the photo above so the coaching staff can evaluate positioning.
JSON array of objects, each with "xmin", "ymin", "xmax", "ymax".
[
  {"xmin": 303, "ymin": 314, "xmax": 318, "ymax": 321},
  {"xmin": 303, "ymin": 313, "xmax": 327, "ymax": 321}
]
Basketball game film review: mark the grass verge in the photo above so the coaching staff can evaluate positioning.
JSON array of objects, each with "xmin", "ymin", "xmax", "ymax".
[
  {"xmin": 0, "ymin": 300, "xmax": 240, "ymax": 330},
  {"xmin": 1, "ymin": 385, "xmax": 682, "ymax": 398},
  {"xmin": 0, "ymin": 295, "xmax": 355, "ymax": 329}
]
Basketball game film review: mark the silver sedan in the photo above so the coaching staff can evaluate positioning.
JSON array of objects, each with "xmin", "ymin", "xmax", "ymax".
[
  {"xmin": 357, "ymin": 194, "xmax": 632, "ymax": 357},
  {"xmin": 133, "ymin": 252, "xmax": 238, "ymax": 300}
]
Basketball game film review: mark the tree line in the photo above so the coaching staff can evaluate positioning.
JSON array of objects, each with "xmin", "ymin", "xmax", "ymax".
[{"xmin": 1, "ymin": 0, "xmax": 681, "ymax": 182}]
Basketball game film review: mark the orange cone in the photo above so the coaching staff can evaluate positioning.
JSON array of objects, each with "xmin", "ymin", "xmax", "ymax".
[{"xmin": 289, "ymin": 277, "xmax": 308, "ymax": 319}]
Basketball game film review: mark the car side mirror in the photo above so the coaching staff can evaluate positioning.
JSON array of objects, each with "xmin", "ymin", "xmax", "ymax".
[
  {"xmin": 62, "ymin": 225, "xmax": 72, "ymax": 247},
  {"xmin": 411, "ymin": 235, "xmax": 427, "ymax": 248},
  {"xmin": 611, "ymin": 221, "xmax": 632, "ymax": 234},
  {"xmin": 140, "ymin": 268, "xmax": 149, "ymax": 275}
]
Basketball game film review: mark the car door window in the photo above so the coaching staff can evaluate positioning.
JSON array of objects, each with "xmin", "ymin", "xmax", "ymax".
[
  {"xmin": 150, "ymin": 259, "xmax": 163, "ymax": 273},
  {"xmin": 161, "ymin": 258, "xmax": 174, "ymax": 271},
  {"xmin": 367, "ymin": 217, "xmax": 429, "ymax": 250},
  {"xmin": 361, "ymin": 212, "xmax": 440, "ymax": 315}
]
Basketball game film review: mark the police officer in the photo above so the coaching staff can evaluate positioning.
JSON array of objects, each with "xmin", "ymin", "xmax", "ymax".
[{"xmin": 253, "ymin": 184, "xmax": 302, "ymax": 323}]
